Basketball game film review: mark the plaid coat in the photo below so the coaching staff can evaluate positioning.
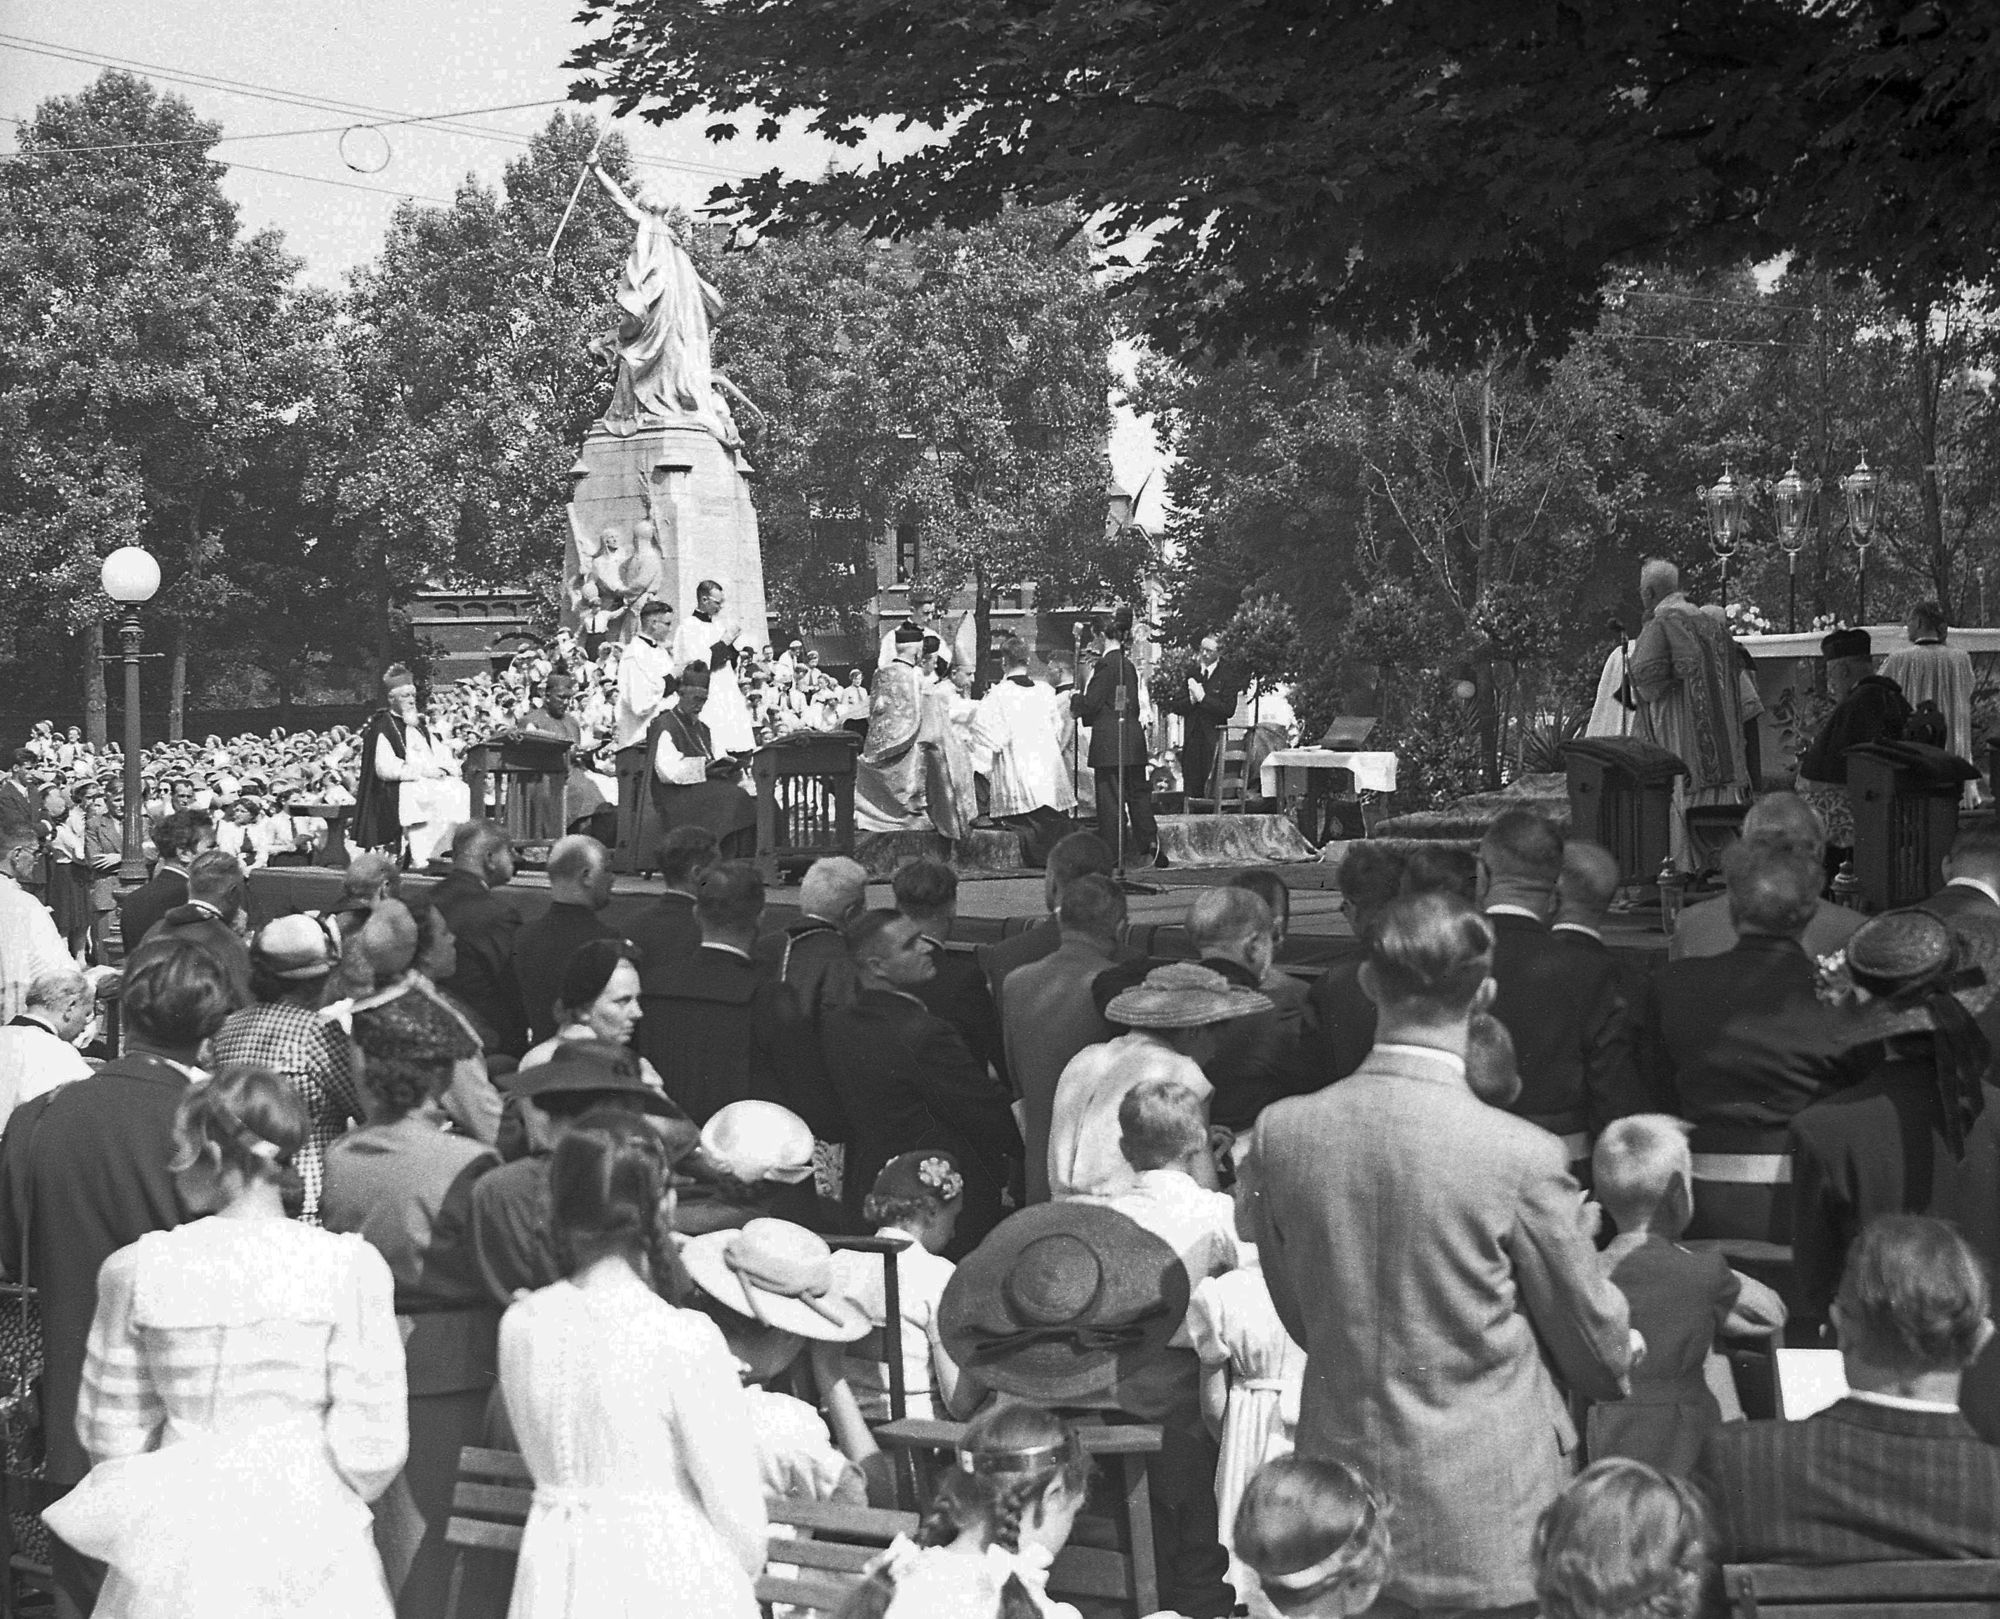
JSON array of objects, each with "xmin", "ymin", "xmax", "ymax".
[{"xmin": 1249, "ymin": 1045, "xmax": 1633, "ymax": 1612}]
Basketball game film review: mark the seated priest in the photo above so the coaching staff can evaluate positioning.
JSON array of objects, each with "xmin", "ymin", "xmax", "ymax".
[
  {"xmin": 647, "ymin": 661, "xmax": 758, "ymax": 861},
  {"xmin": 1796, "ymin": 627, "xmax": 1911, "ymax": 874}
]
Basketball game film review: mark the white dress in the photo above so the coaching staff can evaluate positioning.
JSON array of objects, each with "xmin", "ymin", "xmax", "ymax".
[
  {"xmin": 497, "ymin": 1269, "xmax": 767, "ymax": 1619},
  {"xmin": 1186, "ymin": 1268, "xmax": 1306, "ymax": 1605},
  {"xmin": 48, "ymin": 1219, "xmax": 408, "ymax": 1619},
  {"xmin": 875, "ymin": 1538, "xmax": 1082, "ymax": 1619}
]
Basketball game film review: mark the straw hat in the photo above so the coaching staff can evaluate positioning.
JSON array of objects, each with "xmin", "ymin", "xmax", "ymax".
[
  {"xmin": 937, "ymin": 1203, "xmax": 1188, "ymax": 1401},
  {"xmin": 1104, "ymin": 961, "xmax": 1273, "ymax": 1031},
  {"xmin": 680, "ymin": 1219, "xmax": 870, "ymax": 1341},
  {"xmin": 1838, "ymin": 909, "xmax": 2000, "ymax": 1042},
  {"xmin": 250, "ymin": 914, "xmax": 341, "ymax": 981}
]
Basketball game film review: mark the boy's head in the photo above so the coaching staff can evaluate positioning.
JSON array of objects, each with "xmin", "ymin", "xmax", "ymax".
[
  {"xmin": 864, "ymin": 1150, "xmax": 965, "ymax": 1254},
  {"xmin": 1592, "ymin": 1115, "xmax": 1694, "ymax": 1238},
  {"xmin": 1465, "ymin": 1011, "xmax": 1521, "ymax": 1107},
  {"xmin": 1118, "ymin": 1079, "xmax": 1209, "ymax": 1174}
]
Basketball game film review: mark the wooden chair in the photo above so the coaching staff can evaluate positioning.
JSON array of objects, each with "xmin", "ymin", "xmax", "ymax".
[
  {"xmin": 1186, "ymin": 724, "xmax": 1254, "ymax": 816},
  {"xmin": 1724, "ymin": 1559, "xmax": 2000, "ymax": 1617},
  {"xmin": 441, "ymin": 1445, "xmax": 916, "ymax": 1619},
  {"xmin": 876, "ymin": 1417, "xmax": 1163, "ymax": 1616}
]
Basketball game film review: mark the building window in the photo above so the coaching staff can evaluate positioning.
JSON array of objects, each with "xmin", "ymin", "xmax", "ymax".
[{"xmin": 894, "ymin": 522, "xmax": 920, "ymax": 585}]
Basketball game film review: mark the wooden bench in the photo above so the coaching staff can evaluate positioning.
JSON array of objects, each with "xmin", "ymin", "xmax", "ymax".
[
  {"xmin": 1725, "ymin": 1559, "xmax": 2000, "ymax": 1618},
  {"xmin": 441, "ymin": 1445, "xmax": 913, "ymax": 1618},
  {"xmin": 876, "ymin": 1417, "xmax": 1162, "ymax": 1616}
]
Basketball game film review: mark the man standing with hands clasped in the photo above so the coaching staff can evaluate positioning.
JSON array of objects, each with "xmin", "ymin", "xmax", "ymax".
[
  {"xmin": 1248, "ymin": 891, "xmax": 1637, "ymax": 1619},
  {"xmin": 612, "ymin": 597, "xmax": 677, "ymax": 873},
  {"xmin": 1073, "ymin": 606, "xmax": 1157, "ymax": 869}
]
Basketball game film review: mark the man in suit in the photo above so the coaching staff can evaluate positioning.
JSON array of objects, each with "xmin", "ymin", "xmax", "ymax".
[
  {"xmin": 1479, "ymin": 809, "xmax": 1648, "ymax": 1156},
  {"xmin": 1179, "ymin": 634, "xmax": 1242, "ymax": 803},
  {"xmin": 634, "ymin": 860, "xmax": 824, "ymax": 1132},
  {"xmin": 116, "ymin": 806, "xmax": 214, "ymax": 952},
  {"xmin": 510, "ymin": 833, "xmax": 619, "ymax": 1046},
  {"xmin": 0, "ymin": 938, "xmax": 234, "ymax": 1619},
  {"xmin": 893, "ymin": 856, "xmax": 1005, "ymax": 1083},
  {"xmin": 1308, "ymin": 843, "xmax": 1407, "ymax": 1081},
  {"xmin": 1072, "ymin": 606, "xmax": 1157, "ymax": 867},
  {"xmin": 1919, "ymin": 820, "xmax": 2000, "ymax": 924},
  {"xmin": 0, "ymin": 747, "xmax": 34, "ymax": 829},
  {"xmin": 1639, "ymin": 839, "xmax": 1851, "ymax": 1128},
  {"xmin": 428, "ymin": 819, "xmax": 528, "ymax": 1058},
  {"xmin": 1249, "ymin": 892, "xmax": 1634, "ymax": 1616},
  {"xmin": 623, "ymin": 825, "xmax": 716, "ymax": 974},
  {"xmin": 753, "ymin": 853, "xmax": 866, "ymax": 1032},
  {"xmin": 1005, "ymin": 874, "xmax": 1126, "ymax": 1204},
  {"xmin": 1697, "ymin": 1215, "xmax": 2000, "ymax": 1563},
  {"xmin": 1670, "ymin": 792, "xmax": 1864, "ymax": 961},
  {"xmin": 977, "ymin": 830, "xmax": 1120, "ymax": 1008},
  {"xmin": 820, "ymin": 910, "xmax": 1021, "ymax": 1257},
  {"xmin": 141, "ymin": 848, "xmax": 252, "ymax": 1011},
  {"xmin": 1550, "ymin": 838, "xmax": 1646, "ymax": 1037}
]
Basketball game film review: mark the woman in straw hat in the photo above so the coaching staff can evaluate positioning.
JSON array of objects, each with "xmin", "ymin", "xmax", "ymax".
[{"xmin": 1791, "ymin": 908, "xmax": 2000, "ymax": 1438}]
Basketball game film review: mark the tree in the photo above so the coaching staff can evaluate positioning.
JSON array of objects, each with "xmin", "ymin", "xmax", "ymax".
[
  {"xmin": 571, "ymin": 0, "xmax": 2000, "ymax": 362},
  {"xmin": 0, "ymin": 71, "xmax": 315, "ymax": 739}
]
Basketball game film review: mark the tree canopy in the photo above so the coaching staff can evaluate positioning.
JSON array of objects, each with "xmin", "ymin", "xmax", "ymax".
[{"xmin": 569, "ymin": 0, "xmax": 2000, "ymax": 361}]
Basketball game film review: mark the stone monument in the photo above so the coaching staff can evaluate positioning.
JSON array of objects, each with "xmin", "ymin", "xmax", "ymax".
[{"xmin": 561, "ymin": 164, "xmax": 768, "ymax": 648}]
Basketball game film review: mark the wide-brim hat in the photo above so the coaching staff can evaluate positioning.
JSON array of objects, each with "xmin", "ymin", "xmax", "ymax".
[
  {"xmin": 938, "ymin": 1203, "xmax": 1189, "ymax": 1401},
  {"xmin": 681, "ymin": 1219, "xmax": 871, "ymax": 1341},
  {"xmin": 509, "ymin": 1037, "xmax": 681, "ymax": 1118},
  {"xmin": 1837, "ymin": 910, "xmax": 2000, "ymax": 1042},
  {"xmin": 1104, "ymin": 961, "xmax": 1273, "ymax": 1031},
  {"xmin": 700, "ymin": 1099, "xmax": 815, "ymax": 1185}
]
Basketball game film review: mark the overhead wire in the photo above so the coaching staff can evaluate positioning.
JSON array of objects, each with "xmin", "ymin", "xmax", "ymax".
[
  {"xmin": 0, "ymin": 98, "xmax": 571, "ymax": 157},
  {"xmin": 0, "ymin": 32, "xmax": 761, "ymax": 181}
]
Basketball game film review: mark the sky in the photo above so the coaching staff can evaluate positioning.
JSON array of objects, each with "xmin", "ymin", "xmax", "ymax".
[{"xmin": 0, "ymin": 4, "xmax": 1168, "ymax": 525}]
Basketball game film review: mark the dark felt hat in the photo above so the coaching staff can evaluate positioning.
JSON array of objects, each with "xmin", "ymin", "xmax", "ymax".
[
  {"xmin": 1821, "ymin": 627, "xmax": 1872, "ymax": 660},
  {"xmin": 508, "ymin": 1037, "xmax": 680, "ymax": 1117},
  {"xmin": 1840, "ymin": 909, "xmax": 2000, "ymax": 1040},
  {"xmin": 938, "ymin": 1203, "xmax": 1188, "ymax": 1401}
]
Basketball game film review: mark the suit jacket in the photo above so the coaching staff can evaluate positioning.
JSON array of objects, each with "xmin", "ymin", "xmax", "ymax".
[
  {"xmin": 752, "ymin": 917, "xmax": 861, "ymax": 1030},
  {"xmin": 117, "ymin": 866, "xmax": 188, "ymax": 953},
  {"xmin": 0, "ymin": 779, "xmax": 30, "ymax": 830},
  {"xmin": 1307, "ymin": 955, "xmax": 1376, "ymax": 1082},
  {"xmin": 820, "ymin": 988, "xmax": 1022, "ymax": 1257},
  {"xmin": 1488, "ymin": 910, "xmax": 1648, "ymax": 1135},
  {"xmin": 1073, "ymin": 647, "xmax": 1148, "ymax": 767},
  {"xmin": 912, "ymin": 938, "xmax": 1007, "ymax": 1086},
  {"xmin": 511, "ymin": 900, "xmax": 620, "ymax": 1046},
  {"xmin": 636, "ymin": 943, "xmax": 828, "ymax": 1132},
  {"xmin": 1640, "ymin": 933, "xmax": 1853, "ymax": 1128},
  {"xmin": 430, "ymin": 870, "xmax": 529, "ymax": 1058},
  {"xmin": 1002, "ymin": 934, "xmax": 1119, "ymax": 1204},
  {"xmin": 1249, "ymin": 1046, "xmax": 1632, "ymax": 1611},
  {"xmin": 0, "ymin": 1055, "xmax": 192, "ymax": 1484},
  {"xmin": 1696, "ymin": 1398, "xmax": 2000, "ymax": 1563},
  {"xmin": 1671, "ymin": 892, "xmax": 1864, "ymax": 962},
  {"xmin": 624, "ymin": 890, "xmax": 701, "ymax": 976},
  {"xmin": 142, "ymin": 905, "xmax": 252, "ymax": 1011},
  {"xmin": 980, "ymin": 915, "xmax": 1061, "ymax": 1008},
  {"xmin": 1919, "ymin": 881, "xmax": 2000, "ymax": 926}
]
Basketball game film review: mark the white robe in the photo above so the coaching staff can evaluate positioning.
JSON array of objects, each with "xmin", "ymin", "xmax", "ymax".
[
  {"xmin": 974, "ymin": 677, "xmax": 1075, "ymax": 817},
  {"xmin": 671, "ymin": 617, "xmax": 755, "ymax": 754}
]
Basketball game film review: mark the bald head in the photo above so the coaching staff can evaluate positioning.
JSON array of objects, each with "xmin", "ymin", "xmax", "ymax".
[
  {"xmin": 1188, "ymin": 886, "xmax": 1275, "ymax": 976},
  {"xmin": 546, "ymin": 835, "xmax": 613, "ymax": 911},
  {"xmin": 1639, "ymin": 558, "xmax": 1680, "ymax": 611}
]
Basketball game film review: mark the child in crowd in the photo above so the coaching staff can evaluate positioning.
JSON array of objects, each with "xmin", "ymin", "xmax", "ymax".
[
  {"xmin": 1464, "ymin": 1011, "xmax": 1522, "ymax": 1108},
  {"xmin": 1588, "ymin": 1117, "xmax": 1786, "ymax": 1473},
  {"xmin": 1227, "ymin": 1455, "xmax": 1391, "ymax": 1619},
  {"xmin": 1187, "ymin": 1144, "xmax": 1308, "ymax": 1607},
  {"xmin": 680, "ymin": 1218, "xmax": 883, "ymax": 1504},
  {"xmin": 830, "ymin": 1151, "xmax": 963, "ymax": 1421},
  {"xmin": 1533, "ymin": 1458, "xmax": 1713, "ymax": 1619},
  {"xmin": 1081, "ymin": 1079, "xmax": 1245, "ymax": 1319},
  {"xmin": 838, "ymin": 1404, "xmax": 1094, "ymax": 1619}
]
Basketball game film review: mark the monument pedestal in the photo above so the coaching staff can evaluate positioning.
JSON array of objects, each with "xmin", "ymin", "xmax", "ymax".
[{"xmin": 565, "ymin": 418, "xmax": 768, "ymax": 642}]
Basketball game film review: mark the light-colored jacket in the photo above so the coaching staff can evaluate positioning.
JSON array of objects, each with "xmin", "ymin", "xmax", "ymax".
[{"xmin": 1248, "ymin": 1044, "xmax": 1632, "ymax": 1612}]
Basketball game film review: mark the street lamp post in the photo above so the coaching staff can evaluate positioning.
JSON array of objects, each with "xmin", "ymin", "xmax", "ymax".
[
  {"xmin": 1702, "ymin": 465, "xmax": 1749, "ymax": 610},
  {"xmin": 1771, "ymin": 458, "xmax": 1815, "ymax": 634},
  {"xmin": 99, "ymin": 546, "xmax": 159, "ymax": 885},
  {"xmin": 1839, "ymin": 453, "xmax": 1880, "ymax": 624}
]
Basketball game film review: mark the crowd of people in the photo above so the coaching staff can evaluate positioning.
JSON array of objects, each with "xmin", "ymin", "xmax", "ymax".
[{"xmin": 0, "ymin": 736, "xmax": 1998, "ymax": 1617}]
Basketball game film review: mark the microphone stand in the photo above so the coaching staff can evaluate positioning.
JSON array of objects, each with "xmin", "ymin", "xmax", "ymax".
[{"xmin": 1069, "ymin": 622, "xmax": 1088, "ymax": 830}]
